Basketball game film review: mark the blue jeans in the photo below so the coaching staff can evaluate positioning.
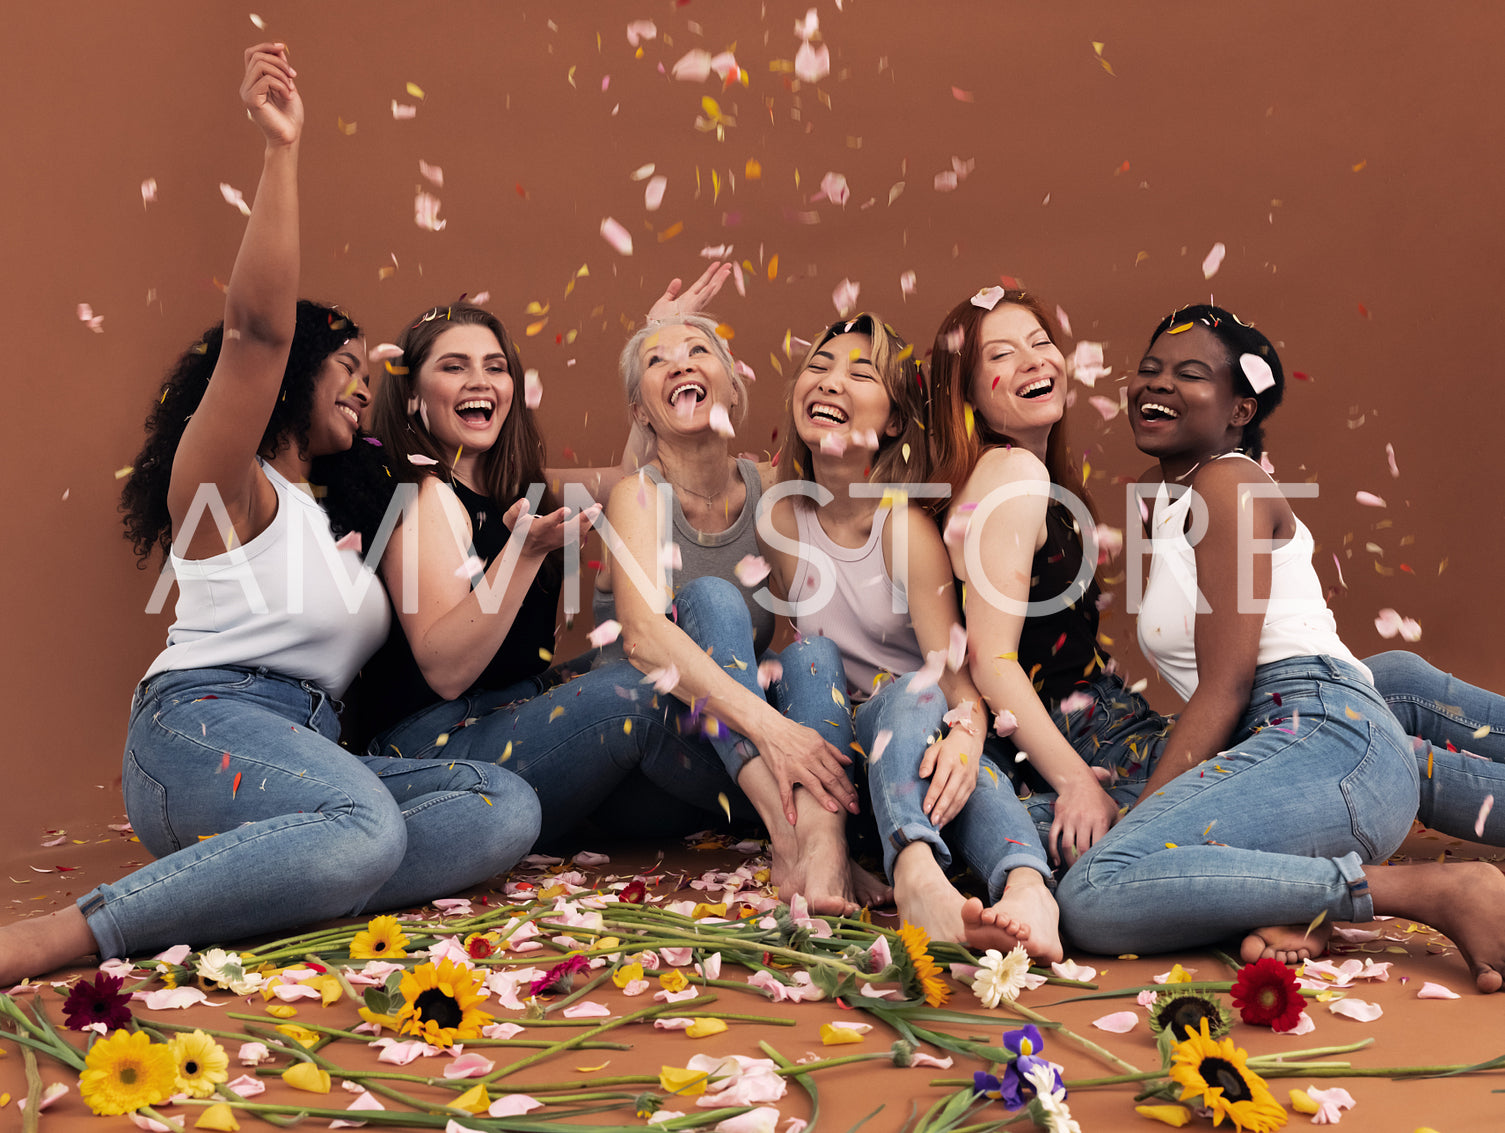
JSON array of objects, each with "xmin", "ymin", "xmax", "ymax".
[
  {"xmin": 81, "ymin": 667, "xmax": 539, "ymax": 960},
  {"xmin": 371, "ymin": 577, "xmax": 849, "ymax": 839},
  {"xmin": 1057, "ymin": 656, "xmax": 1418, "ymax": 954},
  {"xmin": 1365, "ymin": 650, "xmax": 1505, "ymax": 842},
  {"xmin": 854, "ymin": 675, "xmax": 1049, "ymax": 900},
  {"xmin": 1015, "ymin": 672, "xmax": 1175, "ymax": 859}
]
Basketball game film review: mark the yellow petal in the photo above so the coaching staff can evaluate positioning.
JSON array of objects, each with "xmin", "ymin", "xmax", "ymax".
[
  {"xmin": 307, "ymin": 974, "xmax": 343, "ymax": 1007},
  {"xmin": 1134, "ymin": 1105, "xmax": 1192, "ymax": 1127},
  {"xmin": 264, "ymin": 1004, "xmax": 299, "ymax": 1018},
  {"xmin": 612, "ymin": 962, "xmax": 645, "ymax": 989},
  {"xmin": 281, "ymin": 1062, "xmax": 331, "ymax": 1093},
  {"xmin": 1165, "ymin": 964, "xmax": 1194, "ymax": 984},
  {"xmin": 685, "ymin": 1018, "xmax": 728, "ymax": 1038},
  {"xmin": 658, "ymin": 1066, "xmax": 708, "ymax": 1096},
  {"xmin": 690, "ymin": 903, "xmax": 727, "ymax": 920},
  {"xmin": 819, "ymin": 1024, "xmax": 865, "ymax": 1045},
  {"xmin": 453, "ymin": 1083, "xmax": 491, "ymax": 1114},
  {"xmin": 274, "ymin": 1024, "xmax": 322, "ymax": 1048},
  {"xmin": 1289, "ymin": 1089, "xmax": 1319, "ymax": 1115},
  {"xmin": 195, "ymin": 1103, "xmax": 241, "ymax": 1131},
  {"xmin": 659, "ymin": 969, "xmax": 691, "ymax": 993}
]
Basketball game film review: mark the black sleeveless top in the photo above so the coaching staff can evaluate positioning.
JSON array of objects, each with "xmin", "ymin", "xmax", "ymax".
[
  {"xmin": 1014, "ymin": 499, "xmax": 1104, "ymax": 709},
  {"xmin": 343, "ymin": 480, "xmax": 561, "ymax": 748}
]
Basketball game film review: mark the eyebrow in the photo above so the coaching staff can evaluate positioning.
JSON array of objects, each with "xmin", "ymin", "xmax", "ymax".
[
  {"xmin": 337, "ymin": 350, "xmax": 361, "ymax": 366},
  {"xmin": 814, "ymin": 348, "xmax": 875, "ymax": 366},
  {"xmin": 435, "ymin": 351, "xmax": 507, "ymax": 362}
]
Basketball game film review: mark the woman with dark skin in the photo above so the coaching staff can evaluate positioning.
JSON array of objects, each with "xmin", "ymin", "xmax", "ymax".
[
  {"xmin": 1054, "ymin": 305, "xmax": 1505, "ymax": 991},
  {"xmin": 0, "ymin": 45, "xmax": 538, "ymax": 985}
]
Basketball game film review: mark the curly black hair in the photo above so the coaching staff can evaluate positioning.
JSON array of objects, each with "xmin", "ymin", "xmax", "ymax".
[
  {"xmin": 1146, "ymin": 304, "xmax": 1286, "ymax": 458},
  {"xmin": 121, "ymin": 300, "xmax": 395, "ymax": 563}
]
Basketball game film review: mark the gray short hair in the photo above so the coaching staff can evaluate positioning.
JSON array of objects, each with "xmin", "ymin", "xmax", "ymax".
[{"xmin": 619, "ymin": 314, "xmax": 747, "ymax": 432}]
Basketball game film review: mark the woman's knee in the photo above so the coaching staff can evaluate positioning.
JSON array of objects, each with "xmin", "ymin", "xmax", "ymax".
[{"xmin": 1362, "ymin": 650, "xmax": 1429, "ymax": 697}]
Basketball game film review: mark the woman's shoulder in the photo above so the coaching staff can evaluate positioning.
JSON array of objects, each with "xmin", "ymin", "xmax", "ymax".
[{"xmin": 970, "ymin": 444, "xmax": 1049, "ymax": 486}]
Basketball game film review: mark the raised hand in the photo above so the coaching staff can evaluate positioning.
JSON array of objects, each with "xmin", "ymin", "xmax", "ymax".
[
  {"xmin": 647, "ymin": 262, "xmax": 733, "ymax": 321},
  {"xmin": 240, "ymin": 42, "xmax": 303, "ymax": 147}
]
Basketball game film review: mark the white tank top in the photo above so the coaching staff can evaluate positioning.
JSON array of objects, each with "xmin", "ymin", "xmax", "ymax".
[
  {"xmin": 1136, "ymin": 455, "xmax": 1366, "ymax": 701},
  {"xmin": 144, "ymin": 461, "xmax": 391, "ymax": 698},
  {"xmin": 788, "ymin": 501, "xmax": 924, "ymax": 699}
]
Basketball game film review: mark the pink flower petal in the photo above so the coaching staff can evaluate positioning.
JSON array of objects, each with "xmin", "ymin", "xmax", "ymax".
[
  {"xmin": 1274, "ymin": 1010, "xmax": 1316, "ymax": 1035},
  {"xmin": 418, "ymin": 160, "xmax": 444, "ymax": 188},
  {"xmin": 141, "ymin": 986, "xmax": 216, "ymax": 1009},
  {"xmin": 155, "ymin": 944, "xmax": 193, "ymax": 965},
  {"xmin": 709, "ymin": 402, "xmax": 736, "ymax": 438},
  {"xmin": 562, "ymin": 1001, "xmax": 612, "ymax": 1018},
  {"xmin": 817, "ymin": 171, "xmax": 850, "ymax": 206},
  {"xmin": 1305, "ymin": 1085, "xmax": 1356, "ymax": 1124},
  {"xmin": 523, "ymin": 369, "xmax": 543, "ymax": 409},
  {"xmin": 831, "ymin": 277, "xmax": 860, "ymax": 317},
  {"xmin": 868, "ymin": 728, "xmax": 893, "ymax": 764},
  {"xmin": 735, "ymin": 555, "xmax": 771, "ymax": 587},
  {"xmin": 600, "ymin": 216, "xmax": 634, "ymax": 256},
  {"xmin": 489, "ymin": 1095, "xmax": 544, "ymax": 1117},
  {"xmin": 1050, "ymin": 959, "xmax": 1098, "ymax": 981},
  {"xmin": 625, "ymin": 19, "xmax": 658, "ymax": 46},
  {"xmin": 1355, "ymin": 490, "xmax": 1387, "ymax": 508},
  {"xmin": 1418, "ymin": 981, "xmax": 1460, "ymax": 999},
  {"xmin": 587, "ymin": 620, "xmax": 622, "ymax": 649},
  {"xmin": 444, "ymin": 1052, "xmax": 496, "ymax": 1078},
  {"xmin": 1088, "ymin": 395, "xmax": 1119, "ymax": 421},
  {"xmin": 1202, "ymin": 242, "xmax": 1226, "ymax": 279},
  {"xmin": 794, "ymin": 40, "xmax": 830, "ymax": 82},
  {"xmin": 481, "ymin": 1022, "xmax": 524, "ymax": 1040},
  {"xmin": 227, "ymin": 1074, "xmax": 266, "ymax": 1097},
  {"xmin": 1477, "ymin": 794, "xmax": 1495, "ymax": 838},
  {"xmin": 330, "ymin": 1090, "xmax": 386, "ymax": 1129},
  {"xmin": 1327, "ymin": 998, "xmax": 1383, "ymax": 1022},
  {"xmin": 1092, "ymin": 1011, "xmax": 1139, "ymax": 1033},
  {"xmin": 376, "ymin": 1039, "xmax": 441, "ymax": 1065}
]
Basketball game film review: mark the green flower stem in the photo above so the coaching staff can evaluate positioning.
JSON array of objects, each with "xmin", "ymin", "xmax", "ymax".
[
  {"xmin": 135, "ymin": 1107, "xmax": 187, "ymax": 1132},
  {"xmin": 20, "ymin": 1044, "xmax": 42, "ymax": 1133},
  {"xmin": 481, "ymin": 994, "xmax": 717, "ymax": 1084},
  {"xmin": 683, "ymin": 1010, "xmax": 797, "ymax": 1025},
  {"xmin": 1248, "ymin": 1039, "xmax": 1375, "ymax": 1063},
  {"xmin": 1042, "ymin": 979, "xmax": 1319, "ymax": 1006},
  {"xmin": 762, "ymin": 1040, "xmax": 821, "ymax": 1133},
  {"xmin": 467, "ymin": 1074, "xmax": 661, "ymax": 1092},
  {"xmin": 307, "ymin": 952, "xmax": 361, "ymax": 1003}
]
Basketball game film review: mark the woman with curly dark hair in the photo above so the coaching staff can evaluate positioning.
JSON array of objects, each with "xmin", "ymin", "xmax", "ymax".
[{"xmin": 0, "ymin": 44, "xmax": 538, "ymax": 984}]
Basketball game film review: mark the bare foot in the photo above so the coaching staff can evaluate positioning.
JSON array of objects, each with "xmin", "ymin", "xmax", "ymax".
[
  {"xmin": 0, "ymin": 906, "xmax": 99, "ymax": 985},
  {"xmin": 850, "ymin": 860, "xmax": 894, "ymax": 909},
  {"xmin": 893, "ymin": 843, "xmax": 967, "ymax": 942},
  {"xmin": 1369, "ymin": 861, "xmax": 1505, "ymax": 994},
  {"xmin": 979, "ymin": 870, "xmax": 1064, "ymax": 963},
  {"xmin": 1240, "ymin": 920, "xmax": 1333, "ymax": 966}
]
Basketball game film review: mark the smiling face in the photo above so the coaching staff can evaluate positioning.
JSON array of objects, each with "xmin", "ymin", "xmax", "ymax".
[
  {"xmin": 1129, "ymin": 323, "xmax": 1256, "ymax": 467},
  {"xmin": 792, "ymin": 331, "xmax": 898, "ymax": 457},
  {"xmin": 304, "ymin": 338, "xmax": 370, "ymax": 457},
  {"xmin": 632, "ymin": 322, "xmax": 736, "ymax": 438},
  {"xmin": 968, "ymin": 304, "xmax": 1066, "ymax": 446},
  {"xmin": 411, "ymin": 323, "xmax": 514, "ymax": 457}
]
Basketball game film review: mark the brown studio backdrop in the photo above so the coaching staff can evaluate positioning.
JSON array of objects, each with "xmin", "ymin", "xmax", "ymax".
[{"xmin": 3, "ymin": 1, "xmax": 1501, "ymax": 817}]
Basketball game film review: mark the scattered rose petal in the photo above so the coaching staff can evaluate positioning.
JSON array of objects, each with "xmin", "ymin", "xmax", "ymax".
[
  {"xmin": 600, "ymin": 217, "xmax": 634, "ymax": 256},
  {"xmin": 756, "ymin": 659, "xmax": 783, "ymax": 689},
  {"xmin": 993, "ymin": 710, "xmax": 1019, "ymax": 738},
  {"xmin": 1274, "ymin": 1010, "xmax": 1316, "ymax": 1035},
  {"xmin": 141, "ymin": 986, "xmax": 216, "ymax": 1010},
  {"xmin": 588, "ymin": 620, "xmax": 622, "ymax": 648},
  {"xmin": 794, "ymin": 40, "xmax": 830, "ymax": 83},
  {"xmin": 709, "ymin": 403, "xmax": 735, "ymax": 437},
  {"xmin": 626, "ymin": 19, "xmax": 658, "ymax": 46},
  {"xmin": 1088, "ymin": 394, "xmax": 1119, "ymax": 421},
  {"xmin": 900, "ymin": 270, "xmax": 917, "ymax": 297},
  {"xmin": 1092, "ymin": 1011, "xmax": 1139, "ymax": 1033},
  {"xmin": 1327, "ymin": 998, "xmax": 1383, "ymax": 1022},
  {"xmin": 219, "ymin": 183, "xmax": 251, "ymax": 216},
  {"xmin": 1202, "ymin": 242, "xmax": 1227, "ymax": 279},
  {"xmin": 715, "ymin": 1107, "xmax": 782, "ymax": 1133},
  {"xmin": 523, "ymin": 368, "xmax": 542, "ymax": 409},
  {"xmin": 735, "ymin": 555, "xmax": 771, "ymax": 587},
  {"xmin": 644, "ymin": 664, "xmax": 680, "ymax": 693},
  {"xmin": 1477, "ymin": 794, "xmax": 1495, "ymax": 837},
  {"xmin": 444, "ymin": 1052, "xmax": 496, "ymax": 1078},
  {"xmin": 1050, "ymin": 959, "xmax": 1097, "ymax": 982},
  {"xmin": 418, "ymin": 160, "xmax": 444, "ymax": 188},
  {"xmin": 645, "ymin": 175, "xmax": 668, "ymax": 212},
  {"xmin": 330, "ymin": 1090, "xmax": 386, "ymax": 1129},
  {"xmin": 1355, "ymin": 490, "xmax": 1387, "ymax": 508},
  {"xmin": 1417, "ymin": 981, "xmax": 1460, "ymax": 999},
  {"xmin": 831, "ymin": 277, "xmax": 860, "ymax": 317},
  {"xmin": 562, "ymin": 1001, "xmax": 612, "ymax": 1018},
  {"xmin": 816, "ymin": 171, "xmax": 849, "ymax": 206},
  {"xmin": 1070, "ymin": 341, "xmax": 1111, "ymax": 387},
  {"xmin": 414, "ymin": 191, "xmax": 446, "ymax": 232},
  {"xmin": 488, "ymin": 1095, "xmax": 544, "ymax": 1117}
]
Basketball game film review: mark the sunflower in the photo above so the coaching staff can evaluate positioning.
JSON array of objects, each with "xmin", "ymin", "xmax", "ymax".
[
  {"xmin": 897, "ymin": 922, "xmax": 951, "ymax": 1007},
  {"xmin": 1230, "ymin": 958, "xmax": 1304, "ymax": 1031},
  {"xmin": 1169, "ymin": 1020, "xmax": 1287, "ymax": 1132},
  {"xmin": 78, "ymin": 1029, "xmax": 179, "ymax": 1116},
  {"xmin": 396, "ymin": 959, "xmax": 493, "ymax": 1047},
  {"xmin": 168, "ymin": 1029, "xmax": 229, "ymax": 1098},
  {"xmin": 1148, "ymin": 989, "xmax": 1234, "ymax": 1042},
  {"xmin": 350, "ymin": 915, "xmax": 410, "ymax": 960},
  {"xmin": 61, "ymin": 971, "xmax": 133, "ymax": 1032}
]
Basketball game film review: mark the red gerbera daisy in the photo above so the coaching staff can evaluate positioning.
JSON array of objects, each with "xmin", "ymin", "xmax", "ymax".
[
  {"xmin": 1231, "ymin": 957, "xmax": 1304, "ymax": 1031},
  {"xmin": 62, "ymin": 971, "xmax": 133, "ymax": 1032},
  {"xmin": 528, "ymin": 953, "xmax": 589, "ymax": 997}
]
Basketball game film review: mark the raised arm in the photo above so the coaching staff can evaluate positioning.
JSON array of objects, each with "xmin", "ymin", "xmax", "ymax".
[
  {"xmin": 954, "ymin": 449, "xmax": 1119, "ymax": 864},
  {"xmin": 544, "ymin": 263, "xmax": 733, "ymax": 503},
  {"xmin": 380, "ymin": 477, "xmax": 596, "ymax": 701},
  {"xmin": 1131, "ymin": 459, "xmax": 1274, "ymax": 803},
  {"xmin": 895, "ymin": 504, "xmax": 988, "ymax": 827},
  {"xmin": 604, "ymin": 470, "xmax": 856, "ymax": 824},
  {"xmin": 169, "ymin": 44, "xmax": 304, "ymax": 559}
]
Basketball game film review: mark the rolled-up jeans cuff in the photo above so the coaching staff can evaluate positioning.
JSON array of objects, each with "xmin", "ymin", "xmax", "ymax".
[
  {"xmin": 985, "ymin": 854, "xmax": 1053, "ymax": 904},
  {"xmin": 1335, "ymin": 851, "xmax": 1373, "ymax": 923},
  {"xmin": 76, "ymin": 889, "xmax": 121, "ymax": 961},
  {"xmin": 884, "ymin": 822, "xmax": 952, "ymax": 881}
]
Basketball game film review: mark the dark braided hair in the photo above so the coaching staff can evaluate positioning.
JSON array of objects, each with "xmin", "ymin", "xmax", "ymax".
[
  {"xmin": 121, "ymin": 300, "xmax": 394, "ymax": 564},
  {"xmin": 1146, "ymin": 304, "xmax": 1285, "ymax": 458}
]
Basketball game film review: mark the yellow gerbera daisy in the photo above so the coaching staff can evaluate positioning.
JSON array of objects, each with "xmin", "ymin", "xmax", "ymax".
[
  {"xmin": 396, "ymin": 959, "xmax": 493, "ymax": 1047},
  {"xmin": 896, "ymin": 921, "xmax": 951, "ymax": 1007},
  {"xmin": 168, "ymin": 1029, "xmax": 229, "ymax": 1098},
  {"xmin": 1169, "ymin": 1020, "xmax": 1288, "ymax": 1132},
  {"xmin": 350, "ymin": 915, "xmax": 410, "ymax": 960},
  {"xmin": 78, "ymin": 1029, "xmax": 178, "ymax": 1116}
]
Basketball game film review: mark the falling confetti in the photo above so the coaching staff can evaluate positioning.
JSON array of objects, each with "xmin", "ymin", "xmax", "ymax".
[
  {"xmin": 1477, "ymin": 795, "xmax": 1495, "ymax": 838},
  {"xmin": 1202, "ymin": 242, "xmax": 1226, "ymax": 279},
  {"xmin": 600, "ymin": 217, "xmax": 634, "ymax": 256},
  {"xmin": 219, "ymin": 183, "xmax": 252, "ymax": 217}
]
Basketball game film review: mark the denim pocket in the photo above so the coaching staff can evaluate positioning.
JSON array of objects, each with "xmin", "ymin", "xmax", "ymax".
[
  {"xmin": 1338, "ymin": 721, "xmax": 1417, "ymax": 861},
  {"xmin": 121, "ymin": 748, "xmax": 178, "ymax": 856}
]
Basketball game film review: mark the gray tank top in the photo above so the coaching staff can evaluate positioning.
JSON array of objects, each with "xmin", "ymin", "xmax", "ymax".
[{"xmin": 592, "ymin": 457, "xmax": 775, "ymax": 658}]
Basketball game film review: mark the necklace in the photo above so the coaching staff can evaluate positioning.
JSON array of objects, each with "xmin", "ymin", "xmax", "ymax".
[{"xmin": 662, "ymin": 457, "xmax": 734, "ymax": 504}]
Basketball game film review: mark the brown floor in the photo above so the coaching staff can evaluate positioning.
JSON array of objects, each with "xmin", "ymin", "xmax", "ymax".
[{"xmin": 3, "ymin": 794, "xmax": 1503, "ymax": 1132}]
